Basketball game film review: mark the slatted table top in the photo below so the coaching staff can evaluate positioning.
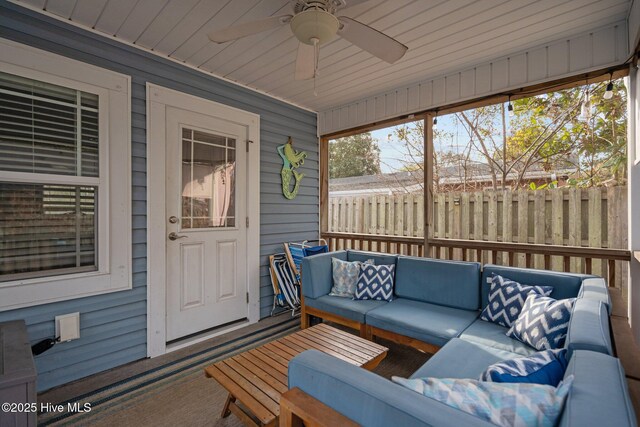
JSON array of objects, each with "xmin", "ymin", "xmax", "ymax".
[{"xmin": 204, "ymin": 323, "xmax": 388, "ymax": 427}]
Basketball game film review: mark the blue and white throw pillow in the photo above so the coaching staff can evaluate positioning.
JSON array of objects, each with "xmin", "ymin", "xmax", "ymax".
[
  {"xmin": 480, "ymin": 274, "xmax": 553, "ymax": 328},
  {"xmin": 479, "ymin": 349, "xmax": 569, "ymax": 386},
  {"xmin": 329, "ymin": 258, "xmax": 374, "ymax": 298},
  {"xmin": 507, "ymin": 294, "xmax": 576, "ymax": 351},
  {"xmin": 392, "ymin": 375, "xmax": 573, "ymax": 427},
  {"xmin": 354, "ymin": 264, "xmax": 395, "ymax": 301}
]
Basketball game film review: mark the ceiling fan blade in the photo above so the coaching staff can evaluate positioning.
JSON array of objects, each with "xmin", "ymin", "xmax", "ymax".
[
  {"xmin": 295, "ymin": 42, "xmax": 316, "ymax": 80},
  {"xmin": 208, "ymin": 15, "xmax": 292, "ymax": 43},
  {"xmin": 337, "ymin": 16, "xmax": 407, "ymax": 63}
]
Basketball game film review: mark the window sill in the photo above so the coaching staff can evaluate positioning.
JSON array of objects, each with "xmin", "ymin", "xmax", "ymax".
[{"xmin": 0, "ymin": 267, "xmax": 132, "ymax": 312}]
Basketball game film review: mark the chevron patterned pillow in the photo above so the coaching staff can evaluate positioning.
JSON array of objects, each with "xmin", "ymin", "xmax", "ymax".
[
  {"xmin": 354, "ymin": 264, "xmax": 395, "ymax": 301},
  {"xmin": 507, "ymin": 294, "xmax": 576, "ymax": 351},
  {"xmin": 479, "ymin": 349, "xmax": 569, "ymax": 386},
  {"xmin": 480, "ymin": 274, "xmax": 553, "ymax": 328},
  {"xmin": 392, "ymin": 375, "xmax": 574, "ymax": 427}
]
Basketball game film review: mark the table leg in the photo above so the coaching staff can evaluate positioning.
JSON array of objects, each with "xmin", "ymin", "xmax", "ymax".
[{"xmin": 221, "ymin": 394, "xmax": 235, "ymax": 418}]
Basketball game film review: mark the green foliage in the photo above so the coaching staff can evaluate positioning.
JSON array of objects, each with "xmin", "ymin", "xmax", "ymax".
[
  {"xmin": 508, "ymin": 79, "xmax": 627, "ymax": 187},
  {"xmin": 329, "ymin": 132, "xmax": 381, "ymax": 178},
  {"xmin": 529, "ymin": 181, "xmax": 558, "ymax": 190}
]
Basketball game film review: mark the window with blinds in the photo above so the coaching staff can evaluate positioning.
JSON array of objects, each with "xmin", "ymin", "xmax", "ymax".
[{"xmin": 0, "ymin": 71, "xmax": 99, "ymax": 281}]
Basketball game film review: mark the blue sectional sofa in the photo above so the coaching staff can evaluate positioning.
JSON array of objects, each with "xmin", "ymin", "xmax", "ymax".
[{"xmin": 287, "ymin": 250, "xmax": 636, "ymax": 427}]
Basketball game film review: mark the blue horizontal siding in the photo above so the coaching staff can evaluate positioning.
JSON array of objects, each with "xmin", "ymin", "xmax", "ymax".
[{"xmin": 0, "ymin": 0, "xmax": 317, "ymax": 391}]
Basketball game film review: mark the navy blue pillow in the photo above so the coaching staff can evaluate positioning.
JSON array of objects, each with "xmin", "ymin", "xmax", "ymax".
[
  {"xmin": 479, "ymin": 349, "xmax": 569, "ymax": 386},
  {"xmin": 354, "ymin": 264, "xmax": 395, "ymax": 301},
  {"xmin": 480, "ymin": 274, "xmax": 553, "ymax": 328},
  {"xmin": 507, "ymin": 294, "xmax": 576, "ymax": 350}
]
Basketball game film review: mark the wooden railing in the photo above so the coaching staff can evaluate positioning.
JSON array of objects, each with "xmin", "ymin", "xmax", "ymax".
[{"xmin": 321, "ymin": 231, "xmax": 631, "ymax": 288}]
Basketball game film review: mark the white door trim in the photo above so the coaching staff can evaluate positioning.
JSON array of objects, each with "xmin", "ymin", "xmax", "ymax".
[{"xmin": 146, "ymin": 83, "xmax": 260, "ymax": 357}]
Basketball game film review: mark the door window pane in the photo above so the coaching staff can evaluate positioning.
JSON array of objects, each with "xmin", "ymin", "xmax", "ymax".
[{"xmin": 181, "ymin": 128, "xmax": 236, "ymax": 228}]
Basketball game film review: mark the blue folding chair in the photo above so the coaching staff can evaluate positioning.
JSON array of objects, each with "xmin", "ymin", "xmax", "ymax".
[{"xmin": 283, "ymin": 239, "xmax": 328, "ymax": 283}]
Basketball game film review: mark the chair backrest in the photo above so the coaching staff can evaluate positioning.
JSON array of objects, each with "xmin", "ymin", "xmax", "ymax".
[
  {"xmin": 284, "ymin": 240, "xmax": 328, "ymax": 279},
  {"xmin": 269, "ymin": 253, "xmax": 300, "ymax": 309}
]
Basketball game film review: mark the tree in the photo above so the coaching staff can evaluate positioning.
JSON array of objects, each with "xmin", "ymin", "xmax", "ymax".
[
  {"xmin": 389, "ymin": 79, "xmax": 627, "ymax": 191},
  {"xmin": 329, "ymin": 132, "xmax": 381, "ymax": 178}
]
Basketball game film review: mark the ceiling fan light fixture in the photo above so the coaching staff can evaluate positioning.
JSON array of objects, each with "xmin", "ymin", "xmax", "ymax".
[{"xmin": 290, "ymin": 9, "xmax": 339, "ymax": 45}]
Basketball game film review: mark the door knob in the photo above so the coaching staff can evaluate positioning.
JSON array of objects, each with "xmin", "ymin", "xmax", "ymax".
[{"xmin": 168, "ymin": 232, "xmax": 188, "ymax": 241}]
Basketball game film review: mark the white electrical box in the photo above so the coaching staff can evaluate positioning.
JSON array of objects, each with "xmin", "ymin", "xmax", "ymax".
[{"xmin": 55, "ymin": 312, "xmax": 80, "ymax": 342}]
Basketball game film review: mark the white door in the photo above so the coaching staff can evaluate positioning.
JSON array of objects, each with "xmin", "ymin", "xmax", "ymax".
[{"xmin": 165, "ymin": 106, "xmax": 248, "ymax": 341}]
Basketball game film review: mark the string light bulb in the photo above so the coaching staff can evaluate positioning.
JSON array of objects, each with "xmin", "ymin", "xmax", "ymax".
[
  {"xmin": 433, "ymin": 112, "xmax": 438, "ymax": 129},
  {"xmin": 507, "ymin": 95, "xmax": 514, "ymax": 117},
  {"xmin": 603, "ymin": 72, "xmax": 614, "ymax": 100}
]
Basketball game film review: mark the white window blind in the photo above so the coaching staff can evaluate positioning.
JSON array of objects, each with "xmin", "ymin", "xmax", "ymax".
[{"xmin": 0, "ymin": 71, "xmax": 99, "ymax": 281}]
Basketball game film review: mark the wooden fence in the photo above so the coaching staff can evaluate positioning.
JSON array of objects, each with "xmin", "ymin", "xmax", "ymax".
[{"xmin": 327, "ymin": 187, "xmax": 628, "ymax": 290}]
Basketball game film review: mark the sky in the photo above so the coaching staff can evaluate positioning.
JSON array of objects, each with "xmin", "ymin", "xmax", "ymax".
[{"xmin": 371, "ymin": 113, "xmax": 471, "ymax": 173}]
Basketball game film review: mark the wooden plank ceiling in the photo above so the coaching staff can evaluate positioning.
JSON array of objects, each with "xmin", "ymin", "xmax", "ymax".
[{"xmin": 13, "ymin": 0, "xmax": 632, "ymax": 112}]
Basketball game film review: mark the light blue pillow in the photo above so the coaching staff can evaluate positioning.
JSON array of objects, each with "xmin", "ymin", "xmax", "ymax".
[
  {"xmin": 354, "ymin": 264, "xmax": 395, "ymax": 301},
  {"xmin": 479, "ymin": 349, "xmax": 569, "ymax": 386},
  {"xmin": 329, "ymin": 258, "xmax": 373, "ymax": 298},
  {"xmin": 507, "ymin": 294, "xmax": 576, "ymax": 351},
  {"xmin": 480, "ymin": 274, "xmax": 553, "ymax": 328},
  {"xmin": 392, "ymin": 375, "xmax": 574, "ymax": 427}
]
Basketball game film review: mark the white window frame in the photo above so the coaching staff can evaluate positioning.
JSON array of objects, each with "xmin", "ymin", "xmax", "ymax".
[{"xmin": 0, "ymin": 38, "xmax": 131, "ymax": 311}]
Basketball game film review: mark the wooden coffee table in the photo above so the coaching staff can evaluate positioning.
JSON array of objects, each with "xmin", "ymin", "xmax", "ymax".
[{"xmin": 204, "ymin": 323, "xmax": 388, "ymax": 427}]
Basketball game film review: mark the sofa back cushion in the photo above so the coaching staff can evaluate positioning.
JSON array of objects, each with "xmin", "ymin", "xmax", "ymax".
[
  {"xmin": 347, "ymin": 250, "xmax": 398, "ymax": 266},
  {"xmin": 394, "ymin": 257, "xmax": 481, "ymax": 310},
  {"xmin": 565, "ymin": 298, "xmax": 612, "ymax": 356},
  {"xmin": 481, "ymin": 265, "xmax": 585, "ymax": 309},
  {"xmin": 301, "ymin": 250, "xmax": 347, "ymax": 299}
]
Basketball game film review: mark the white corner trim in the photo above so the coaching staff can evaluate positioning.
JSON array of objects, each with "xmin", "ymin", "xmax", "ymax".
[{"xmin": 146, "ymin": 83, "xmax": 260, "ymax": 357}]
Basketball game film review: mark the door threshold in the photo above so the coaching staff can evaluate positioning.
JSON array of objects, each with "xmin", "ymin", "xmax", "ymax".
[{"xmin": 165, "ymin": 318, "xmax": 250, "ymax": 353}]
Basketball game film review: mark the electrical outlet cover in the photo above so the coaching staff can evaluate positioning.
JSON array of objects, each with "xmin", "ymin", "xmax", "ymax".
[{"xmin": 55, "ymin": 312, "xmax": 80, "ymax": 342}]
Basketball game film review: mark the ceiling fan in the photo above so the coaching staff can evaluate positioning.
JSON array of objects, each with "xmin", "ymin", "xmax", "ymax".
[{"xmin": 208, "ymin": 0, "xmax": 408, "ymax": 81}]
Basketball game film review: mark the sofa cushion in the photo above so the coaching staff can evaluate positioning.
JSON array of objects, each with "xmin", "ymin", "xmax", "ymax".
[
  {"xmin": 559, "ymin": 350, "xmax": 637, "ymax": 427},
  {"xmin": 392, "ymin": 375, "xmax": 573, "ymax": 427},
  {"xmin": 394, "ymin": 257, "xmax": 481, "ymax": 310},
  {"xmin": 411, "ymin": 338, "xmax": 521, "ymax": 380},
  {"xmin": 355, "ymin": 264, "xmax": 395, "ymax": 301},
  {"xmin": 577, "ymin": 277, "xmax": 611, "ymax": 314},
  {"xmin": 347, "ymin": 250, "xmax": 398, "ymax": 266},
  {"xmin": 479, "ymin": 349, "xmax": 569, "ymax": 387},
  {"xmin": 507, "ymin": 295, "xmax": 576, "ymax": 351},
  {"xmin": 304, "ymin": 295, "xmax": 387, "ymax": 323},
  {"xmin": 480, "ymin": 273, "xmax": 553, "ymax": 328},
  {"xmin": 460, "ymin": 319, "xmax": 537, "ymax": 357},
  {"xmin": 289, "ymin": 350, "xmax": 498, "ymax": 427},
  {"xmin": 301, "ymin": 250, "xmax": 347, "ymax": 299},
  {"xmin": 366, "ymin": 299, "xmax": 478, "ymax": 347},
  {"xmin": 481, "ymin": 265, "xmax": 585, "ymax": 308},
  {"xmin": 565, "ymin": 298, "xmax": 612, "ymax": 356}
]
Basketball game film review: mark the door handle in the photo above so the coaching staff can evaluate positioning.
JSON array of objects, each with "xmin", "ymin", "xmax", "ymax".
[{"xmin": 168, "ymin": 232, "xmax": 188, "ymax": 241}]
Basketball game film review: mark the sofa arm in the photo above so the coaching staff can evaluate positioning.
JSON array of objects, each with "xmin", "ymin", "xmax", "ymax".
[
  {"xmin": 560, "ymin": 350, "xmax": 636, "ymax": 427},
  {"xmin": 288, "ymin": 350, "xmax": 495, "ymax": 427},
  {"xmin": 300, "ymin": 250, "xmax": 346, "ymax": 299},
  {"xmin": 566, "ymin": 298, "xmax": 612, "ymax": 356},
  {"xmin": 578, "ymin": 277, "xmax": 611, "ymax": 314}
]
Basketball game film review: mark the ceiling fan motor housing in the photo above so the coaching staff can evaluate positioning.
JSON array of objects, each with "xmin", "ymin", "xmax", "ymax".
[{"xmin": 290, "ymin": 8, "xmax": 339, "ymax": 45}]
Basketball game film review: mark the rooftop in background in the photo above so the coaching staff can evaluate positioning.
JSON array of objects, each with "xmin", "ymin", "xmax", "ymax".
[{"xmin": 329, "ymin": 163, "xmax": 578, "ymax": 196}]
